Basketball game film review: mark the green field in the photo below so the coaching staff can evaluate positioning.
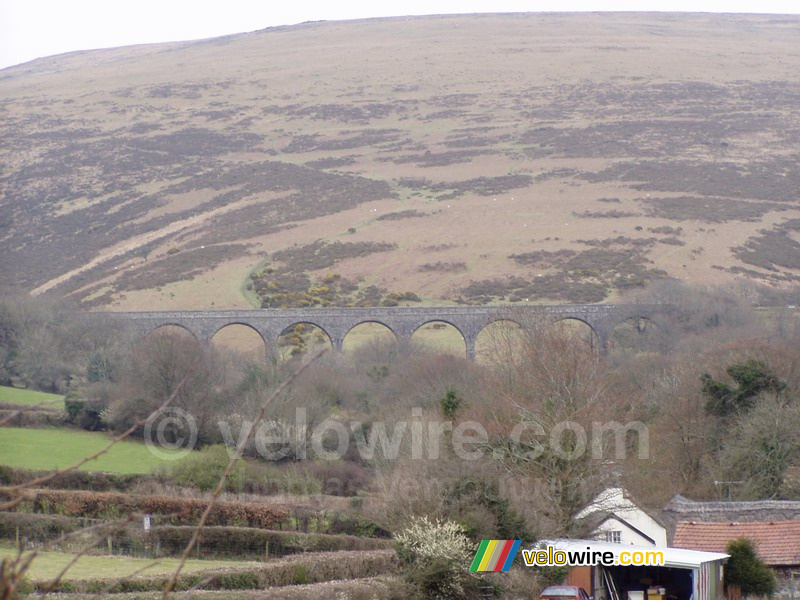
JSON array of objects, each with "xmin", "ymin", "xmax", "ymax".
[
  {"xmin": 0, "ymin": 544, "xmax": 257, "ymax": 582},
  {"xmin": 0, "ymin": 386, "xmax": 63, "ymax": 408},
  {"xmin": 0, "ymin": 427, "xmax": 187, "ymax": 474}
]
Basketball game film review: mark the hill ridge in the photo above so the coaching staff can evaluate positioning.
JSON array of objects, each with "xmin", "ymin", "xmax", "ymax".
[{"xmin": 2, "ymin": 13, "xmax": 799, "ymax": 310}]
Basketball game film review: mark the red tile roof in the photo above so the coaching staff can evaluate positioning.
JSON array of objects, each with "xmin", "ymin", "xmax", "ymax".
[{"xmin": 674, "ymin": 521, "xmax": 800, "ymax": 566}]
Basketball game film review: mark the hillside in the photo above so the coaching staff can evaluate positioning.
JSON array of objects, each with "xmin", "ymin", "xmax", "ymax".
[{"xmin": 1, "ymin": 12, "xmax": 799, "ymax": 310}]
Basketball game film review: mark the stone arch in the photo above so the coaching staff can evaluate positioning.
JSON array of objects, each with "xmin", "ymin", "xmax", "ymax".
[
  {"xmin": 210, "ymin": 322, "xmax": 268, "ymax": 359},
  {"xmin": 475, "ymin": 318, "xmax": 530, "ymax": 364},
  {"xmin": 278, "ymin": 321, "xmax": 334, "ymax": 359},
  {"xmin": 609, "ymin": 315, "xmax": 661, "ymax": 352},
  {"xmin": 411, "ymin": 320, "xmax": 468, "ymax": 358},
  {"xmin": 147, "ymin": 323, "xmax": 200, "ymax": 342},
  {"xmin": 342, "ymin": 321, "xmax": 398, "ymax": 353},
  {"xmin": 552, "ymin": 316, "xmax": 600, "ymax": 350}
]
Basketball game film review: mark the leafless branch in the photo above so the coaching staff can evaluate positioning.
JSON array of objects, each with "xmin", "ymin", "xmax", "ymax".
[
  {"xmin": 0, "ymin": 547, "xmax": 37, "ymax": 600},
  {"xmin": 0, "ymin": 371, "xmax": 194, "ymax": 595},
  {"xmin": 162, "ymin": 349, "xmax": 326, "ymax": 598},
  {"xmin": 0, "ymin": 370, "xmax": 194, "ymax": 509},
  {"xmin": 39, "ymin": 531, "xmax": 109, "ymax": 598}
]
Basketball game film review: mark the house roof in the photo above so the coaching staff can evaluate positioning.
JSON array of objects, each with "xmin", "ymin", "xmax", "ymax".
[
  {"xmin": 673, "ymin": 521, "xmax": 800, "ymax": 566},
  {"xmin": 577, "ymin": 487, "xmax": 666, "ymax": 529},
  {"xmin": 660, "ymin": 495, "xmax": 800, "ymax": 544},
  {"xmin": 665, "ymin": 495, "xmax": 800, "ymax": 521},
  {"xmin": 582, "ymin": 513, "xmax": 657, "ymax": 545},
  {"xmin": 541, "ymin": 538, "xmax": 728, "ymax": 569}
]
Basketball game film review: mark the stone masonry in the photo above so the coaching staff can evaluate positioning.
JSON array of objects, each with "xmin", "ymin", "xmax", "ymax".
[{"xmin": 102, "ymin": 304, "xmax": 665, "ymax": 360}]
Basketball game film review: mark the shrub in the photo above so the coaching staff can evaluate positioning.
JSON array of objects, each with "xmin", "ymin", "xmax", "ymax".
[
  {"xmin": 443, "ymin": 478, "xmax": 530, "ymax": 542},
  {"xmin": 64, "ymin": 385, "xmax": 105, "ymax": 430},
  {"xmin": 439, "ymin": 387, "xmax": 463, "ymax": 418},
  {"xmin": 212, "ymin": 571, "xmax": 261, "ymax": 590},
  {"xmin": 395, "ymin": 517, "xmax": 476, "ymax": 599},
  {"xmin": 327, "ymin": 513, "xmax": 391, "ymax": 538},
  {"xmin": 167, "ymin": 444, "xmax": 243, "ymax": 492},
  {"xmin": 0, "ymin": 465, "xmax": 12, "ymax": 485},
  {"xmin": 307, "ymin": 460, "xmax": 372, "ymax": 496},
  {"xmin": 702, "ymin": 358, "xmax": 786, "ymax": 417},
  {"xmin": 240, "ymin": 462, "xmax": 324, "ymax": 496},
  {"xmin": 724, "ymin": 538, "xmax": 776, "ymax": 596},
  {"xmin": 291, "ymin": 564, "xmax": 310, "ymax": 585},
  {"xmin": 64, "ymin": 387, "xmax": 84, "ymax": 423}
]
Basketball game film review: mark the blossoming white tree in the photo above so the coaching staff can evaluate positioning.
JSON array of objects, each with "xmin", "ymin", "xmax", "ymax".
[{"xmin": 395, "ymin": 516, "xmax": 477, "ymax": 599}]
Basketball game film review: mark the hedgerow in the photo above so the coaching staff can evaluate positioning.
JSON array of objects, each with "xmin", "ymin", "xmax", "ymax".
[
  {"xmin": 31, "ymin": 550, "xmax": 398, "ymax": 594},
  {"xmin": 122, "ymin": 525, "xmax": 392, "ymax": 558},
  {"xmin": 0, "ymin": 466, "xmax": 142, "ymax": 491},
  {"xmin": 1, "ymin": 488, "xmax": 288, "ymax": 529}
]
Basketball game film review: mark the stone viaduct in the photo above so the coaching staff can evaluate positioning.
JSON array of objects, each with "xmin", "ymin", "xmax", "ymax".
[{"xmin": 104, "ymin": 304, "xmax": 664, "ymax": 360}]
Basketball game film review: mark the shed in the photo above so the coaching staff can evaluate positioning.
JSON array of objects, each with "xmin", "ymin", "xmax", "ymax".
[{"xmin": 542, "ymin": 538, "xmax": 728, "ymax": 600}]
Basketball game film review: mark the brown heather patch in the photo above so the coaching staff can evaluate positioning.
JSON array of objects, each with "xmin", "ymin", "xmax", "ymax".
[
  {"xmin": 459, "ymin": 244, "xmax": 669, "ymax": 304},
  {"xmin": 638, "ymin": 196, "xmax": 789, "ymax": 223},
  {"xmin": 732, "ymin": 218, "xmax": 800, "ymax": 275},
  {"xmin": 376, "ymin": 210, "xmax": 427, "ymax": 221},
  {"xmin": 573, "ymin": 210, "xmax": 640, "ymax": 219},
  {"xmin": 304, "ymin": 156, "xmax": 358, "ymax": 169},
  {"xmin": 418, "ymin": 262, "xmax": 468, "ymax": 273}
]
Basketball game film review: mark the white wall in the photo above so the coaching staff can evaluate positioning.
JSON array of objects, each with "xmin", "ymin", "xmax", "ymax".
[
  {"xmin": 593, "ymin": 516, "xmax": 659, "ymax": 547},
  {"xmin": 577, "ymin": 487, "xmax": 668, "ymax": 546}
]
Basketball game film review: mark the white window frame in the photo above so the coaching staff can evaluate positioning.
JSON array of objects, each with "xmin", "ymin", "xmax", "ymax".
[{"xmin": 604, "ymin": 530, "xmax": 622, "ymax": 544}]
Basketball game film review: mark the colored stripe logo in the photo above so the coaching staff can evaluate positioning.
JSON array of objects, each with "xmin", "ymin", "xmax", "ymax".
[{"xmin": 470, "ymin": 540, "xmax": 521, "ymax": 572}]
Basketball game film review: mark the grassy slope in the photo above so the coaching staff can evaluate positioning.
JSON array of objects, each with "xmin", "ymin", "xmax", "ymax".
[
  {"xmin": 1, "ymin": 14, "xmax": 799, "ymax": 311},
  {"xmin": 0, "ymin": 544, "xmax": 257, "ymax": 581},
  {"xmin": 0, "ymin": 386, "xmax": 63, "ymax": 408},
  {"xmin": 0, "ymin": 427, "xmax": 185, "ymax": 474}
]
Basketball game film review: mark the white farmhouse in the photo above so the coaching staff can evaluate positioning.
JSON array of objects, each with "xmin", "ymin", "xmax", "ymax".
[{"xmin": 575, "ymin": 487, "xmax": 668, "ymax": 547}]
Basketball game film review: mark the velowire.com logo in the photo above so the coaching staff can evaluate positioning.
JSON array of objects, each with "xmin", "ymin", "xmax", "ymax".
[{"xmin": 469, "ymin": 540, "xmax": 522, "ymax": 572}]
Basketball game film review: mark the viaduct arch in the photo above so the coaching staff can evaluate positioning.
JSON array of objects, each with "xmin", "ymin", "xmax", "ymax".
[{"xmin": 104, "ymin": 305, "xmax": 666, "ymax": 360}]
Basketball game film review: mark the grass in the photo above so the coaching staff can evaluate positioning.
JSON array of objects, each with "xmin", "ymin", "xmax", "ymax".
[
  {"xmin": 0, "ymin": 386, "xmax": 64, "ymax": 408},
  {"xmin": 0, "ymin": 543, "xmax": 258, "ymax": 582},
  {"xmin": 0, "ymin": 427, "xmax": 187, "ymax": 474}
]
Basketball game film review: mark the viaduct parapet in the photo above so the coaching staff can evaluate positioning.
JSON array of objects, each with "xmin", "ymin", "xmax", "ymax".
[{"xmin": 102, "ymin": 304, "xmax": 664, "ymax": 360}]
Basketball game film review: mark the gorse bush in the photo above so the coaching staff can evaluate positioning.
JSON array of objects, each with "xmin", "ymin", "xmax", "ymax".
[
  {"xmin": 439, "ymin": 387, "xmax": 464, "ymax": 418},
  {"xmin": 702, "ymin": 358, "xmax": 786, "ymax": 417}
]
